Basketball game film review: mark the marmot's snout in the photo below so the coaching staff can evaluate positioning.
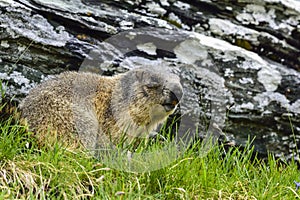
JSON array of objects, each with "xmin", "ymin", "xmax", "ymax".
[{"xmin": 162, "ymin": 82, "xmax": 183, "ymax": 112}]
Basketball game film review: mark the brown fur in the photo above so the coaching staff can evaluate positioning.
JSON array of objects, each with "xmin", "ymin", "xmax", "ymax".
[{"xmin": 19, "ymin": 67, "xmax": 183, "ymax": 152}]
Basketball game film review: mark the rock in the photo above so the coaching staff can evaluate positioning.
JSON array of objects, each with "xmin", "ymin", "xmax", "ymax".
[{"xmin": 0, "ymin": 0, "xmax": 299, "ymax": 161}]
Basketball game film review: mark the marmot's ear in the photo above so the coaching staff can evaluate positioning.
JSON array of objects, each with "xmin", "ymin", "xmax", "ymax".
[{"xmin": 134, "ymin": 69, "xmax": 146, "ymax": 82}]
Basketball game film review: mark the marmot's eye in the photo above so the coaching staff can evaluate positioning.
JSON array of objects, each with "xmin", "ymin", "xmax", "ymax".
[{"xmin": 145, "ymin": 83, "xmax": 160, "ymax": 89}]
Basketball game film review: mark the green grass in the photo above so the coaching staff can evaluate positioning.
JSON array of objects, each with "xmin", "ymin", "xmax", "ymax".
[{"xmin": 0, "ymin": 114, "xmax": 300, "ymax": 199}]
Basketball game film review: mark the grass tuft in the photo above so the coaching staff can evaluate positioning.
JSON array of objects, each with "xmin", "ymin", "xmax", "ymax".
[{"xmin": 0, "ymin": 108, "xmax": 299, "ymax": 199}]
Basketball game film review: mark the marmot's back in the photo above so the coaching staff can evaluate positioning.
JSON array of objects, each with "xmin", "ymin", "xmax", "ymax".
[
  {"xmin": 20, "ymin": 72, "xmax": 113, "ymax": 140},
  {"xmin": 19, "ymin": 68, "xmax": 183, "ymax": 151}
]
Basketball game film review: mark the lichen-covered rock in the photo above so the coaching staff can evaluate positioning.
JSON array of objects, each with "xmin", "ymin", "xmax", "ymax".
[
  {"xmin": 0, "ymin": 0, "xmax": 299, "ymax": 160},
  {"xmin": 0, "ymin": 64, "xmax": 45, "ymax": 101}
]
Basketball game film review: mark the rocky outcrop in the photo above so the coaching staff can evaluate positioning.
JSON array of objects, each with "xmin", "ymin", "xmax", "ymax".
[{"xmin": 0, "ymin": 0, "xmax": 299, "ymax": 161}]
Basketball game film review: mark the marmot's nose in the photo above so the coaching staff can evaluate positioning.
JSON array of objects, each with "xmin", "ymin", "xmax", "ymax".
[
  {"xmin": 162, "ymin": 83, "xmax": 183, "ymax": 112},
  {"xmin": 168, "ymin": 83, "xmax": 183, "ymax": 102}
]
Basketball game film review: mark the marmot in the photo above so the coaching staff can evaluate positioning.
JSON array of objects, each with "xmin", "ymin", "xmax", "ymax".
[{"xmin": 19, "ymin": 67, "xmax": 183, "ymax": 152}]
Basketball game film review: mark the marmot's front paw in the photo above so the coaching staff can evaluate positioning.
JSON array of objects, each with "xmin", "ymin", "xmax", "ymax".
[{"xmin": 148, "ymin": 131, "xmax": 167, "ymax": 144}]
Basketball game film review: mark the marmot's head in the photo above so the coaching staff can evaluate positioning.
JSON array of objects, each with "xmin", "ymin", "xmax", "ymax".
[{"xmin": 112, "ymin": 66, "xmax": 183, "ymax": 134}]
